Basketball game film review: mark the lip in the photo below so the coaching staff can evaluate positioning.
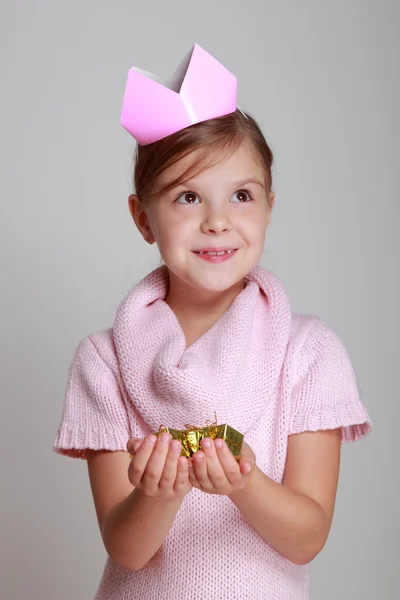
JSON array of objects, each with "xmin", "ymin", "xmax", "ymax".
[{"xmin": 193, "ymin": 246, "xmax": 238, "ymax": 252}]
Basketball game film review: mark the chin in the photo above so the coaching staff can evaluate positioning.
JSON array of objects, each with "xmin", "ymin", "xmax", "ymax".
[
  {"xmin": 183, "ymin": 265, "xmax": 255, "ymax": 294},
  {"xmin": 162, "ymin": 249, "xmax": 263, "ymax": 294}
]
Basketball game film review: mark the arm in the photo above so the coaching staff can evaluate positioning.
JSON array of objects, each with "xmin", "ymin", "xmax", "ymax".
[
  {"xmin": 87, "ymin": 433, "xmax": 192, "ymax": 571},
  {"xmin": 189, "ymin": 428, "xmax": 341, "ymax": 565},
  {"xmin": 229, "ymin": 429, "xmax": 341, "ymax": 564}
]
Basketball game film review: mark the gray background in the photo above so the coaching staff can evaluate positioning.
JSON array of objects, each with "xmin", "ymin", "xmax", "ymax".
[{"xmin": 3, "ymin": 0, "xmax": 399, "ymax": 598}]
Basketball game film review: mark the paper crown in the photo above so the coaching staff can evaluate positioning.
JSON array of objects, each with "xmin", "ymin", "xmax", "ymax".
[{"xmin": 120, "ymin": 43, "xmax": 237, "ymax": 146}]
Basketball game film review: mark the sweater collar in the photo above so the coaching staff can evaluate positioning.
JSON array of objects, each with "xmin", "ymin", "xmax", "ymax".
[{"xmin": 113, "ymin": 265, "xmax": 292, "ymax": 435}]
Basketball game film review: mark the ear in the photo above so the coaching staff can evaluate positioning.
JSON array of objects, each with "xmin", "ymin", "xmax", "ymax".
[
  {"xmin": 128, "ymin": 194, "xmax": 155, "ymax": 243},
  {"xmin": 265, "ymin": 191, "xmax": 275, "ymax": 226},
  {"xmin": 269, "ymin": 191, "xmax": 275, "ymax": 210}
]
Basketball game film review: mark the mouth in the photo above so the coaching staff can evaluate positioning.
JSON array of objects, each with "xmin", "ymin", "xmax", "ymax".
[
  {"xmin": 193, "ymin": 248, "xmax": 238, "ymax": 256},
  {"xmin": 192, "ymin": 248, "xmax": 238, "ymax": 263}
]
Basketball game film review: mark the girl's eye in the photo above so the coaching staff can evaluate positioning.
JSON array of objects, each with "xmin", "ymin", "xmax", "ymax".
[
  {"xmin": 231, "ymin": 189, "xmax": 253, "ymax": 203},
  {"xmin": 175, "ymin": 192, "xmax": 200, "ymax": 204}
]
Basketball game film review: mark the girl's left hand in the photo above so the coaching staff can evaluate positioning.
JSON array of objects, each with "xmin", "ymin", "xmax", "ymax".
[{"xmin": 188, "ymin": 438, "xmax": 256, "ymax": 495}]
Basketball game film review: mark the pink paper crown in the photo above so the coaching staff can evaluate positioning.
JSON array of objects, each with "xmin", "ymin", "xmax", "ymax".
[{"xmin": 120, "ymin": 43, "xmax": 237, "ymax": 146}]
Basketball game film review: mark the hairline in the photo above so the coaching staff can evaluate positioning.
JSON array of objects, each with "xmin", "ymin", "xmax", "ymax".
[{"xmin": 141, "ymin": 137, "xmax": 268, "ymax": 201}]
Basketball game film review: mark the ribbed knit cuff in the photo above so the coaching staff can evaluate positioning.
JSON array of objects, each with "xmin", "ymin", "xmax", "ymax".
[
  {"xmin": 53, "ymin": 423, "xmax": 130, "ymax": 459},
  {"xmin": 290, "ymin": 404, "xmax": 372, "ymax": 443}
]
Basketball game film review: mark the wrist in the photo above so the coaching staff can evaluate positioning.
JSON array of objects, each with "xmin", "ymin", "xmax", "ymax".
[
  {"xmin": 132, "ymin": 487, "xmax": 185, "ymax": 506},
  {"xmin": 228, "ymin": 465, "xmax": 259, "ymax": 503}
]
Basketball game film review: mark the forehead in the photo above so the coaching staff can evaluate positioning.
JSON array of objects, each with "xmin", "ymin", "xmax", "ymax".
[{"xmin": 154, "ymin": 141, "xmax": 264, "ymax": 192}]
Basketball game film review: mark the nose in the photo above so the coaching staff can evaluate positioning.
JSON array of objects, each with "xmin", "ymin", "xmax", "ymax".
[{"xmin": 200, "ymin": 206, "xmax": 232, "ymax": 235}]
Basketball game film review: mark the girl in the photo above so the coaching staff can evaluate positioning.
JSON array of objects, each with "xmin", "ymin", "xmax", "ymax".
[{"xmin": 54, "ymin": 45, "xmax": 372, "ymax": 599}]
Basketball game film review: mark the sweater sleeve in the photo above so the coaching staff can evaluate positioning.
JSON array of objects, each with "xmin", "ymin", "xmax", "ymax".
[
  {"xmin": 289, "ymin": 318, "xmax": 372, "ymax": 443},
  {"xmin": 53, "ymin": 335, "xmax": 131, "ymax": 459}
]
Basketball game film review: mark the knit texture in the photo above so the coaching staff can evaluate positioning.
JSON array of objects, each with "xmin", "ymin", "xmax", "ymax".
[{"xmin": 54, "ymin": 265, "xmax": 371, "ymax": 600}]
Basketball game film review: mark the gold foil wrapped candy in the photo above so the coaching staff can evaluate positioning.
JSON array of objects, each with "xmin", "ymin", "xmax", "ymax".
[{"xmin": 154, "ymin": 416, "xmax": 244, "ymax": 460}]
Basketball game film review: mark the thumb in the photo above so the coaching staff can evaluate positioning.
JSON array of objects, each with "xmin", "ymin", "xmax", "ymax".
[
  {"xmin": 126, "ymin": 437, "xmax": 144, "ymax": 454},
  {"xmin": 239, "ymin": 458, "xmax": 253, "ymax": 475}
]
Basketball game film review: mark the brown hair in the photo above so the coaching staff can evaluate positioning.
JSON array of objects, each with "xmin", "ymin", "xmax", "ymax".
[{"xmin": 133, "ymin": 109, "xmax": 274, "ymax": 203}]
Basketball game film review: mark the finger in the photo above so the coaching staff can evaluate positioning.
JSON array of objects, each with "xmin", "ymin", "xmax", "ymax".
[
  {"xmin": 129, "ymin": 440, "xmax": 145, "ymax": 458},
  {"xmin": 128, "ymin": 435, "xmax": 157, "ymax": 486},
  {"xmin": 237, "ymin": 441, "xmax": 256, "ymax": 475},
  {"xmin": 192, "ymin": 450, "xmax": 214, "ymax": 491},
  {"xmin": 141, "ymin": 432, "xmax": 171, "ymax": 491},
  {"xmin": 239, "ymin": 457, "xmax": 253, "ymax": 475},
  {"xmin": 187, "ymin": 458, "xmax": 201, "ymax": 489},
  {"xmin": 199, "ymin": 438, "xmax": 228, "ymax": 488},
  {"xmin": 159, "ymin": 439, "xmax": 181, "ymax": 491},
  {"xmin": 239, "ymin": 441, "xmax": 255, "ymax": 461},
  {"xmin": 126, "ymin": 437, "xmax": 144, "ymax": 455},
  {"xmin": 174, "ymin": 456, "xmax": 191, "ymax": 494},
  {"xmin": 213, "ymin": 438, "xmax": 241, "ymax": 485}
]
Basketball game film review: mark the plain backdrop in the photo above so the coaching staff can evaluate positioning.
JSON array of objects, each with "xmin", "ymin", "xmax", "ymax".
[{"xmin": 3, "ymin": 0, "xmax": 399, "ymax": 598}]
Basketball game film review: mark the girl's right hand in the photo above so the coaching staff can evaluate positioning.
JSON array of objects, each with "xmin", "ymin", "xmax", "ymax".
[{"xmin": 126, "ymin": 433, "xmax": 193, "ymax": 500}]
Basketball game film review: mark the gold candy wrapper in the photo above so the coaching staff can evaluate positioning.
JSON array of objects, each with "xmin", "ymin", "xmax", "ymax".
[{"xmin": 154, "ymin": 416, "xmax": 243, "ymax": 460}]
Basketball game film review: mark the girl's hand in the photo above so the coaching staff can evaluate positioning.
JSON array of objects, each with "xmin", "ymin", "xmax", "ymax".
[
  {"xmin": 126, "ymin": 433, "xmax": 192, "ymax": 500},
  {"xmin": 188, "ymin": 438, "xmax": 256, "ymax": 495}
]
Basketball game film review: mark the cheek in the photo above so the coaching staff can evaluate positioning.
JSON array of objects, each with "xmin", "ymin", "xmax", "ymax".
[
  {"xmin": 156, "ymin": 222, "xmax": 193, "ymax": 254},
  {"xmin": 147, "ymin": 208, "xmax": 175, "ymax": 239},
  {"xmin": 236, "ymin": 210, "xmax": 269, "ymax": 238},
  {"xmin": 159, "ymin": 214, "xmax": 195, "ymax": 239}
]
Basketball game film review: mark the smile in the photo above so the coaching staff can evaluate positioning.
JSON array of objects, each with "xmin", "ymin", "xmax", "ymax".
[
  {"xmin": 195, "ymin": 250, "xmax": 236, "ymax": 256},
  {"xmin": 193, "ymin": 249, "xmax": 238, "ymax": 263}
]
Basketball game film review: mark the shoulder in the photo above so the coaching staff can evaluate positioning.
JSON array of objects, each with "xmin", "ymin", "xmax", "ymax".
[
  {"xmin": 288, "ymin": 313, "xmax": 332, "ymax": 362},
  {"xmin": 289, "ymin": 312, "xmax": 349, "ymax": 354},
  {"xmin": 288, "ymin": 313, "xmax": 319, "ymax": 349},
  {"xmin": 71, "ymin": 328, "xmax": 121, "ymax": 383},
  {"xmin": 289, "ymin": 312, "xmax": 339, "ymax": 345},
  {"xmin": 88, "ymin": 328, "xmax": 120, "ymax": 377},
  {"xmin": 286, "ymin": 313, "xmax": 357, "ymax": 388}
]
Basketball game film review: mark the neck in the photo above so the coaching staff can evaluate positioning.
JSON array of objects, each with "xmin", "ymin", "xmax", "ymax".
[{"xmin": 164, "ymin": 270, "xmax": 246, "ymax": 337}]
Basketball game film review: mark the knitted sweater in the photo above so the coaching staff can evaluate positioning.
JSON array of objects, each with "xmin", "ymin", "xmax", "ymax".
[{"xmin": 54, "ymin": 265, "xmax": 371, "ymax": 600}]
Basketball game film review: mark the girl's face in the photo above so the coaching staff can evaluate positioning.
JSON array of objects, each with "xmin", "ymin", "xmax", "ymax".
[{"xmin": 130, "ymin": 141, "xmax": 274, "ymax": 295}]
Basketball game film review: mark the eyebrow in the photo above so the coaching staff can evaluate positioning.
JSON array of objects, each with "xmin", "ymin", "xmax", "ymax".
[
  {"xmin": 173, "ymin": 177, "xmax": 265, "ymax": 190},
  {"xmin": 232, "ymin": 178, "xmax": 265, "ymax": 189}
]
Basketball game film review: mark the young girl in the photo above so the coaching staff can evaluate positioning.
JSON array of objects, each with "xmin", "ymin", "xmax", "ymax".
[{"xmin": 54, "ymin": 44, "xmax": 372, "ymax": 599}]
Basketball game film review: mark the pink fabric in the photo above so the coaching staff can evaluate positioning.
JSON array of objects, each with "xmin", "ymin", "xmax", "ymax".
[{"xmin": 54, "ymin": 265, "xmax": 371, "ymax": 599}]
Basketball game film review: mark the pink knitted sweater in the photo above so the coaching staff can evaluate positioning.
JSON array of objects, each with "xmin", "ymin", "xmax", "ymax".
[{"xmin": 54, "ymin": 265, "xmax": 371, "ymax": 600}]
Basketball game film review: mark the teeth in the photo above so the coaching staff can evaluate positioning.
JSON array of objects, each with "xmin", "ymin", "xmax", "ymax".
[{"xmin": 198, "ymin": 250, "xmax": 235, "ymax": 255}]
